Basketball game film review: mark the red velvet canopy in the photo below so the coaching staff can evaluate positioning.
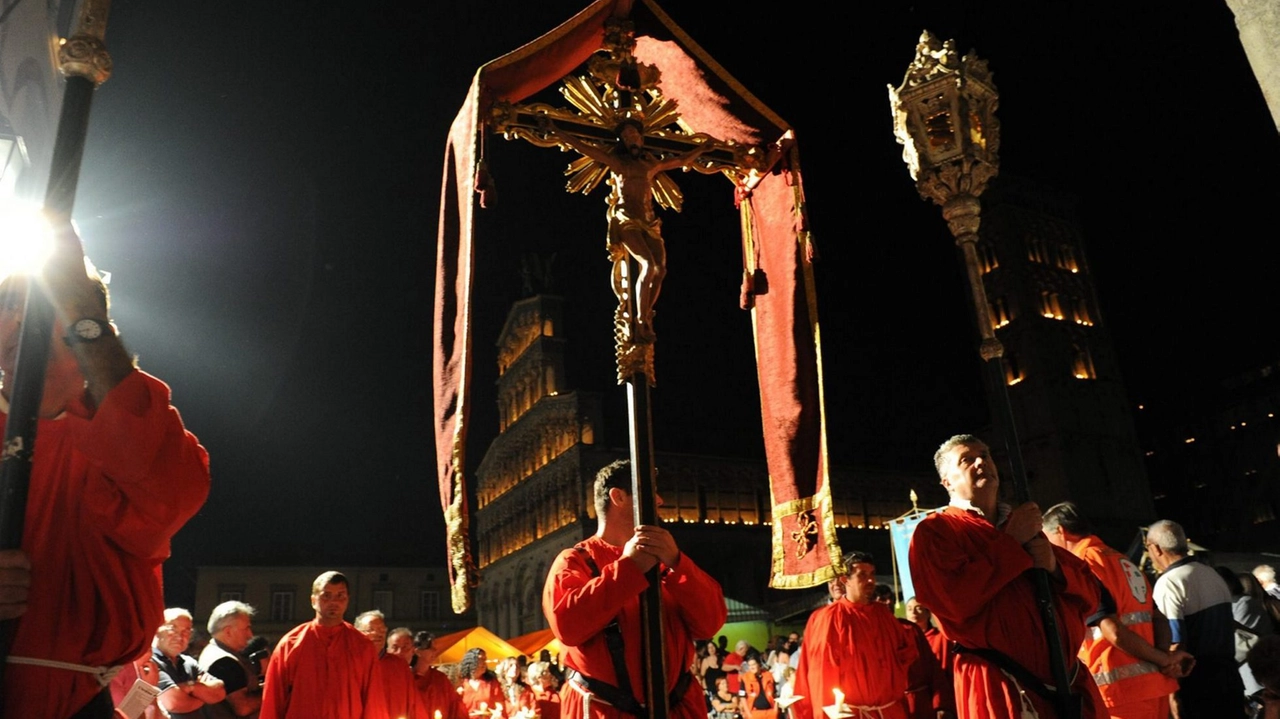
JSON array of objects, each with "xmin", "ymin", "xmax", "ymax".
[{"xmin": 434, "ymin": 0, "xmax": 840, "ymax": 612}]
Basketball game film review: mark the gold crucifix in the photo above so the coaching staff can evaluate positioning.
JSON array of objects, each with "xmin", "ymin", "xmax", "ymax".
[{"xmin": 491, "ymin": 18, "xmax": 770, "ymax": 383}]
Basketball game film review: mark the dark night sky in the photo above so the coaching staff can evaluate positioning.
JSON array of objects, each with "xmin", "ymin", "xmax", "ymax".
[{"xmin": 43, "ymin": 1, "xmax": 1280, "ymax": 585}]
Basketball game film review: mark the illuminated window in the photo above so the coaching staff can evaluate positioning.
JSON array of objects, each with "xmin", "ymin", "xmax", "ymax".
[
  {"xmin": 1071, "ymin": 297, "xmax": 1093, "ymax": 326},
  {"xmin": 1040, "ymin": 291, "xmax": 1064, "ymax": 320},
  {"xmin": 1005, "ymin": 352, "xmax": 1024, "ymax": 385},
  {"xmin": 979, "ymin": 243, "xmax": 999, "ymax": 273},
  {"xmin": 1027, "ymin": 236, "xmax": 1049, "ymax": 264},
  {"xmin": 1072, "ymin": 344, "xmax": 1097, "ymax": 379},
  {"xmin": 1058, "ymin": 245, "xmax": 1079, "ymax": 273},
  {"xmin": 990, "ymin": 296, "xmax": 1011, "ymax": 328}
]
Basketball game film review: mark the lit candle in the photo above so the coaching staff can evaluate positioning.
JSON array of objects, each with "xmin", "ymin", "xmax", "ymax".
[
  {"xmin": 833, "ymin": 688, "xmax": 844, "ymax": 710},
  {"xmin": 436, "ymin": 712, "xmax": 442, "ymax": 719}
]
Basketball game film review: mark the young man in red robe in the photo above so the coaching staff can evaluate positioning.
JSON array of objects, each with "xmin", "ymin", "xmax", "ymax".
[
  {"xmin": 542, "ymin": 459, "xmax": 727, "ymax": 719},
  {"xmin": 791, "ymin": 551, "xmax": 917, "ymax": 719},
  {"xmin": 908, "ymin": 434, "xmax": 1105, "ymax": 719},
  {"xmin": 0, "ymin": 248, "xmax": 210, "ymax": 718},
  {"xmin": 260, "ymin": 571, "xmax": 388, "ymax": 719}
]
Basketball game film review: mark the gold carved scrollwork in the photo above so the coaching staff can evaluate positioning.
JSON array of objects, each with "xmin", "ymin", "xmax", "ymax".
[
  {"xmin": 58, "ymin": 0, "xmax": 113, "ymax": 85},
  {"xmin": 790, "ymin": 510, "xmax": 819, "ymax": 559}
]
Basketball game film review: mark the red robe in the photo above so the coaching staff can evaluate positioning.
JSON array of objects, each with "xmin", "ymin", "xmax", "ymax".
[
  {"xmin": 923, "ymin": 627, "xmax": 951, "ymax": 674},
  {"xmin": 414, "ymin": 667, "xmax": 465, "ymax": 719},
  {"xmin": 260, "ymin": 620, "xmax": 388, "ymax": 719},
  {"xmin": 791, "ymin": 600, "xmax": 915, "ymax": 719},
  {"xmin": 908, "ymin": 506, "xmax": 1104, "ymax": 719},
  {"xmin": 1, "ymin": 371, "xmax": 210, "ymax": 719},
  {"xmin": 528, "ymin": 687, "xmax": 560, "ymax": 719},
  {"xmin": 542, "ymin": 535, "xmax": 727, "ymax": 719},
  {"xmin": 457, "ymin": 677, "xmax": 504, "ymax": 716},
  {"xmin": 900, "ymin": 621, "xmax": 952, "ymax": 719},
  {"xmin": 379, "ymin": 654, "xmax": 428, "ymax": 719}
]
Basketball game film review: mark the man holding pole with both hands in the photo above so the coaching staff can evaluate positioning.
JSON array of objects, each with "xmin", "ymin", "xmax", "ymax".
[
  {"xmin": 909, "ymin": 434, "xmax": 1103, "ymax": 719},
  {"xmin": 0, "ymin": 236, "xmax": 210, "ymax": 718}
]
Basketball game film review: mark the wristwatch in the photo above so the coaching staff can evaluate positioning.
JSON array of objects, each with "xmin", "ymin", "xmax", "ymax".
[{"xmin": 67, "ymin": 317, "xmax": 112, "ymax": 343}]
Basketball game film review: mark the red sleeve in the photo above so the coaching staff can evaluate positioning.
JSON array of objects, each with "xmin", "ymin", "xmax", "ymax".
[
  {"xmin": 72, "ymin": 370, "xmax": 210, "ymax": 559},
  {"xmin": 260, "ymin": 628, "xmax": 299, "ymax": 719},
  {"xmin": 789, "ymin": 608, "xmax": 825, "ymax": 719},
  {"xmin": 908, "ymin": 512, "xmax": 1032, "ymax": 628},
  {"xmin": 543, "ymin": 548, "xmax": 649, "ymax": 647},
  {"xmin": 363, "ymin": 648, "xmax": 390, "ymax": 719},
  {"xmin": 664, "ymin": 556, "xmax": 728, "ymax": 640},
  {"xmin": 1053, "ymin": 547, "xmax": 1103, "ymax": 647}
]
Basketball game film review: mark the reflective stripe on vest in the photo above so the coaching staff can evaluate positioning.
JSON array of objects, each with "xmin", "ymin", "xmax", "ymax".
[
  {"xmin": 1088, "ymin": 611, "xmax": 1153, "ymax": 640},
  {"xmin": 1093, "ymin": 659, "xmax": 1161, "ymax": 686}
]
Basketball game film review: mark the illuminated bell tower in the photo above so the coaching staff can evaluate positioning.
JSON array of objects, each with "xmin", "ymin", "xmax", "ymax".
[
  {"xmin": 472, "ymin": 292, "xmax": 606, "ymax": 637},
  {"xmin": 975, "ymin": 175, "xmax": 1155, "ymax": 543}
]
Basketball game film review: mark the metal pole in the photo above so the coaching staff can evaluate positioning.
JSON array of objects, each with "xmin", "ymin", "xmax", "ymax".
[
  {"xmin": 945, "ymin": 194, "xmax": 1075, "ymax": 719},
  {"xmin": 627, "ymin": 375, "xmax": 668, "ymax": 719},
  {"xmin": 0, "ymin": 0, "xmax": 112, "ymax": 678}
]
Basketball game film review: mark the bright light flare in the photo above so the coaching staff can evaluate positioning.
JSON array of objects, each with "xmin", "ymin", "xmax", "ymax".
[{"xmin": 0, "ymin": 200, "xmax": 54, "ymax": 280}]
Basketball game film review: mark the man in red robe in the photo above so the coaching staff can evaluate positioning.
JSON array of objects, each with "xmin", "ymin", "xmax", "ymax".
[
  {"xmin": 357, "ymin": 610, "xmax": 427, "ymax": 719},
  {"xmin": 904, "ymin": 598, "xmax": 954, "ymax": 719},
  {"xmin": 542, "ymin": 459, "xmax": 727, "ymax": 719},
  {"xmin": 260, "ymin": 571, "xmax": 388, "ymax": 719},
  {"xmin": 1042, "ymin": 502, "xmax": 1191, "ymax": 719},
  {"xmin": 908, "ymin": 434, "xmax": 1104, "ymax": 719},
  {"xmin": 0, "ymin": 254, "xmax": 210, "ymax": 719},
  {"xmin": 791, "ymin": 551, "xmax": 917, "ymax": 719}
]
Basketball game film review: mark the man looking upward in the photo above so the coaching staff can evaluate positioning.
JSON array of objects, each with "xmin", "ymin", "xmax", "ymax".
[{"xmin": 908, "ymin": 434, "xmax": 1104, "ymax": 719}]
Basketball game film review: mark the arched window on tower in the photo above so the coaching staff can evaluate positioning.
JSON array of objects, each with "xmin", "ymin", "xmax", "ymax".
[
  {"xmin": 1072, "ymin": 343, "xmax": 1097, "ymax": 380},
  {"xmin": 990, "ymin": 296, "xmax": 1011, "ymax": 329},
  {"xmin": 1004, "ymin": 352, "xmax": 1025, "ymax": 385}
]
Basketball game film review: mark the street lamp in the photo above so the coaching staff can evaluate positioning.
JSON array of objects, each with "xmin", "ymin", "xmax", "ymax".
[
  {"xmin": 889, "ymin": 31, "xmax": 1074, "ymax": 717},
  {"xmin": 888, "ymin": 30, "xmax": 1001, "ymax": 363}
]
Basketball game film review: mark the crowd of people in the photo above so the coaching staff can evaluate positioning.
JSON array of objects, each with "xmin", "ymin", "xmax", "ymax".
[
  {"xmin": 1, "ymin": 259, "xmax": 1277, "ymax": 719},
  {"xmin": 101, "ymin": 573, "xmax": 575, "ymax": 719}
]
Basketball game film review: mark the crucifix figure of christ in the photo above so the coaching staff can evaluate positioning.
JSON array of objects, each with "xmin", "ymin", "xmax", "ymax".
[
  {"xmin": 539, "ymin": 116, "xmax": 712, "ymax": 345},
  {"xmin": 491, "ymin": 19, "xmax": 770, "ymax": 383}
]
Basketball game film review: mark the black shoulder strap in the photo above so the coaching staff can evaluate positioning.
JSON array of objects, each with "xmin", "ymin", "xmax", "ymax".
[
  {"xmin": 569, "ymin": 543, "xmax": 693, "ymax": 717},
  {"xmin": 573, "ymin": 544, "xmax": 637, "ymax": 705},
  {"xmin": 573, "ymin": 544, "xmax": 602, "ymax": 578}
]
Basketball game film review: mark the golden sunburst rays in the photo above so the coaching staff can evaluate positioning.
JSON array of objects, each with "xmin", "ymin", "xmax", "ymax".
[{"xmin": 554, "ymin": 78, "xmax": 692, "ymax": 211}]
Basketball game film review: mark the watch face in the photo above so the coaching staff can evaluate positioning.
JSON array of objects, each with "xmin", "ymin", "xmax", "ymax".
[{"xmin": 74, "ymin": 318, "xmax": 103, "ymax": 340}]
